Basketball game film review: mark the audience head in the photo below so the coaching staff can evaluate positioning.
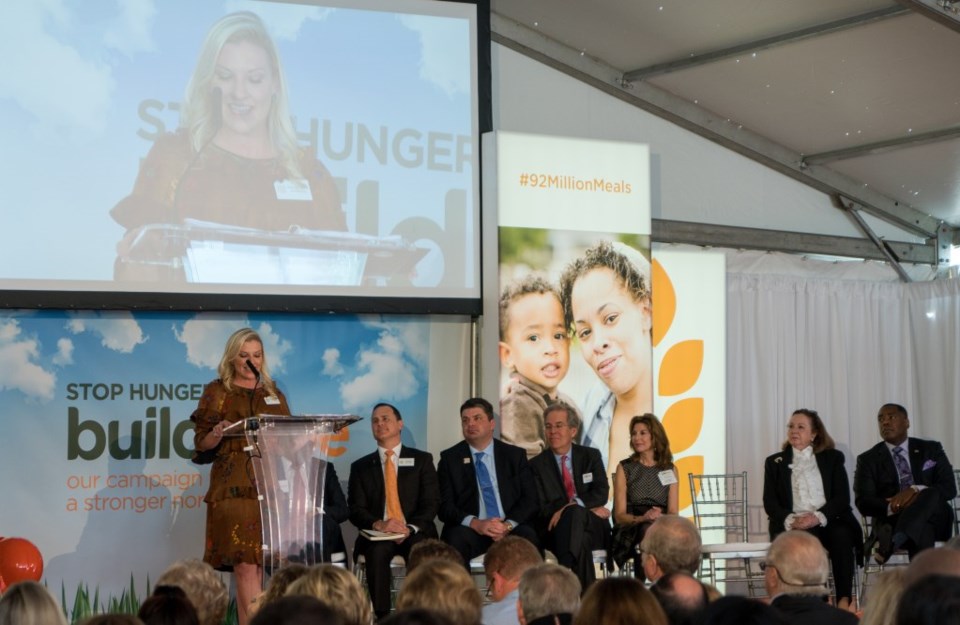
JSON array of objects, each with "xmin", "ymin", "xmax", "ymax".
[
  {"xmin": 285, "ymin": 564, "xmax": 371, "ymax": 625},
  {"xmin": 640, "ymin": 515, "xmax": 702, "ymax": 581},
  {"xmin": 155, "ymin": 559, "xmax": 228, "ymax": 625},
  {"xmin": 380, "ymin": 609, "xmax": 454, "ymax": 625},
  {"xmin": 396, "ymin": 559, "xmax": 482, "ymax": 625},
  {"xmin": 860, "ymin": 568, "xmax": 906, "ymax": 625},
  {"xmin": 903, "ymin": 547, "xmax": 960, "ymax": 588},
  {"xmin": 0, "ymin": 580, "xmax": 68, "ymax": 625},
  {"xmin": 701, "ymin": 596, "xmax": 789, "ymax": 625},
  {"xmin": 255, "ymin": 563, "xmax": 310, "ymax": 612},
  {"xmin": 895, "ymin": 574, "xmax": 960, "ymax": 625},
  {"xmin": 137, "ymin": 585, "xmax": 199, "ymax": 625},
  {"xmin": 483, "ymin": 536, "xmax": 543, "ymax": 602},
  {"xmin": 249, "ymin": 595, "xmax": 344, "ymax": 625},
  {"xmin": 406, "ymin": 538, "xmax": 465, "ymax": 573},
  {"xmin": 574, "ymin": 577, "xmax": 667, "ymax": 625},
  {"xmin": 651, "ymin": 572, "xmax": 709, "ymax": 625},
  {"xmin": 763, "ymin": 531, "xmax": 829, "ymax": 597},
  {"xmin": 517, "ymin": 563, "xmax": 581, "ymax": 625}
]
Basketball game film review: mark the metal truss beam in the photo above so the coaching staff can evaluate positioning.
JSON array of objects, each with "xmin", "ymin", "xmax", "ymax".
[
  {"xmin": 802, "ymin": 125, "xmax": 960, "ymax": 166},
  {"xmin": 624, "ymin": 7, "xmax": 908, "ymax": 81},
  {"xmin": 653, "ymin": 219, "xmax": 936, "ymax": 265},
  {"xmin": 896, "ymin": 0, "xmax": 960, "ymax": 34},
  {"xmin": 492, "ymin": 13, "xmax": 941, "ymax": 239}
]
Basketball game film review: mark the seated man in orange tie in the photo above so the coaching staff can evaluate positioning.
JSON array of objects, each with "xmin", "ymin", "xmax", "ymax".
[
  {"xmin": 530, "ymin": 402, "xmax": 611, "ymax": 590},
  {"xmin": 348, "ymin": 403, "xmax": 440, "ymax": 618}
]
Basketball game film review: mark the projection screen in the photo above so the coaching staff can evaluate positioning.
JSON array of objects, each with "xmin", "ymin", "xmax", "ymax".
[{"xmin": 0, "ymin": 0, "xmax": 482, "ymax": 313}]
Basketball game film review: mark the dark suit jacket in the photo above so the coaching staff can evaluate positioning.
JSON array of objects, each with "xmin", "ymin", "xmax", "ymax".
[
  {"xmin": 853, "ymin": 437, "xmax": 956, "ymax": 521},
  {"xmin": 347, "ymin": 446, "xmax": 440, "ymax": 536},
  {"xmin": 270, "ymin": 457, "xmax": 348, "ymax": 557},
  {"xmin": 762, "ymin": 447, "xmax": 860, "ymax": 539},
  {"xmin": 317, "ymin": 460, "xmax": 348, "ymax": 554},
  {"xmin": 771, "ymin": 594, "xmax": 859, "ymax": 625},
  {"xmin": 530, "ymin": 443, "xmax": 609, "ymax": 524},
  {"xmin": 437, "ymin": 438, "xmax": 538, "ymax": 527}
]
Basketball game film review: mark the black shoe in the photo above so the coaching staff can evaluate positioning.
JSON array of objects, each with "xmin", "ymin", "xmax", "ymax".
[{"xmin": 874, "ymin": 524, "xmax": 893, "ymax": 565}]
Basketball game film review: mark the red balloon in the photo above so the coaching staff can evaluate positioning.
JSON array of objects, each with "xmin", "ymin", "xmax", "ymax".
[{"xmin": 0, "ymin": 537, "xmax": 44, "ymax": 584}]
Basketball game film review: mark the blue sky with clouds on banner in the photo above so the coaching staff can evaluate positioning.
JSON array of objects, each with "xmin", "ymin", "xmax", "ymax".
[{"xmin": 0, "ymin": 309, "xmax": 431, "ymax": 593}]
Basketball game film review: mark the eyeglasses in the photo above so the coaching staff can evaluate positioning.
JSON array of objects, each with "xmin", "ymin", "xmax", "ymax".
[{"xmin": 759, "ymin": 561, "xmax": 826, "ymax": 588}]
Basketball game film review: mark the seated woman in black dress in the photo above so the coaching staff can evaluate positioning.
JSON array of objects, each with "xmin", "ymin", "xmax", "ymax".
[
  {"xmin": 611, "ymin": 414, "xmax": 679, "ymax": 578},
  {"xmin": 763, "ymin": 409, "xmax": 862, "ymax": 611}
]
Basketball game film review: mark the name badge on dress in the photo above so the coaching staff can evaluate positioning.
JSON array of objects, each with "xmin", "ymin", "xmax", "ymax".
[
  {"xmin": 658, "ymin": 470, "xmax": 678, "ymax": 486},
  {"xmin": 583, "ymin": 472, "xmax": 594, "ymax": 484},
  {"xmin": 264, "ymin": 395, "xmax": 281, "ymax": 405},
  {"xmin": 398, "ymin": 458, "xmax": 415, "ymax": 467},
  {"xmin": 274, "ymin": 179, "xmax": 313, "ymax": 201}
]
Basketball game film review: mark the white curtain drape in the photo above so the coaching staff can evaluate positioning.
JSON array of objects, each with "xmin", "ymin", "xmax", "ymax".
[{"xmin": 718, "ymin": 250, "xmax": 960, "ymax": 539}]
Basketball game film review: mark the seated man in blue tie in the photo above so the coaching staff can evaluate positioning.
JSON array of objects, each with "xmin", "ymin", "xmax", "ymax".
[
  {"xmin": 854, "ymin": 403, "xmax": 956, "ymax": 563},
  {"xmin": 530, "ymin": 402, "xmax": 611, "ymax": 590},
  {"xmin": 437, "ymin": 397, "xmax": 540, "ymax": 566}
]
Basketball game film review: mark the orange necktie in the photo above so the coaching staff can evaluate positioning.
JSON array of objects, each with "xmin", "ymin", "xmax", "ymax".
[{"xmin": 385, "ymin": 450, "xmax": 405, "ymax": 523}]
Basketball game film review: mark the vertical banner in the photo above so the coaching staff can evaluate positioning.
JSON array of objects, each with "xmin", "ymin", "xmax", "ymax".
[
  {"xmin": 0, "ymin": 311, "xmax": 434, "ymax": 600},
  {"xmin": 483, "ymin": 131, "xmax": 651, "ymax": 474},
  {"xmin": 651, "ymin": 249, "xmax": 726, "ymax": 514}
]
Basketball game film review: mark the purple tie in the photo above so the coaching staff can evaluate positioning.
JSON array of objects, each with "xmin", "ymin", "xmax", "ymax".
[
  {"xmin": 561, "ymin": 455, "xmax": 576, "ymax": 501},
  {"xmin": 893, "ymin": 446, "xmax": 914, "ymax": 489}
]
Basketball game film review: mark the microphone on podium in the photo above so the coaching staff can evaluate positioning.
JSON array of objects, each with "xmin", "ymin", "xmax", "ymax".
[{"xmin": 246, "ymin": 359, "xmax": 261, "ymax": 386}]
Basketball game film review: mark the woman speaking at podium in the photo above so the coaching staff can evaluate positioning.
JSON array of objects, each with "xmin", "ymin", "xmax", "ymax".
[
  {"xmin": 191, "ymin": 327, "xmax": 290, "ymax": 625},
  {"xmin": 111, "ymin": 11, "xmax": 346, "ymax": 243}
]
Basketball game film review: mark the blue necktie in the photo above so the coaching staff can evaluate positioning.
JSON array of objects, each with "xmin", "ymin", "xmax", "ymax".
[
  {"xmin": 893, "ymin": 446, "xmax": 914, "ymax": 489},
  {"xmin": 475, "ymin": 452, "xmax": 501, "ymax": 519}
]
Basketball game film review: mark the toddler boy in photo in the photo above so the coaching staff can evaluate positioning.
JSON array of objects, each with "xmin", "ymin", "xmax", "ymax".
[{"xmin": 498, "ymin": 274, "xmax": 582, "ymax": 458}]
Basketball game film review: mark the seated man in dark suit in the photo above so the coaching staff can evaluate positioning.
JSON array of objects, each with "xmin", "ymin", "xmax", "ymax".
[
  {"xmin": 854, "ymin": 403, "xmax": 956, "ymax": 563},
  {"xmin": 437, "ymin": 397, "xmax": 540, "ymax": 566},
  {"xmin": 348, "ymin": 402, "xmax": 440, "ymax": 619},
  {"xmin": 529, "ymin": 403, "xmax": 611, "ymax": 589},
  {"xmin": 273, "ymin": 433, "xmax": 349, "ymax": 563},
  {"xmin": 765, "ymin": 531, "xmax": 858, "ymax": 625}
]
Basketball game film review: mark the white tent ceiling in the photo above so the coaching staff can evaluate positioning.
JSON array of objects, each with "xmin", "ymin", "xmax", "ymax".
[{"xmin": 489, "ymin": 0, "xmax": 960, "ymax": 272}]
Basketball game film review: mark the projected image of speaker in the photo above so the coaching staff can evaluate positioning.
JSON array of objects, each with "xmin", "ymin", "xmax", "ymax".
[{"xmin": 0, "ymin": 0, "xmax": 485, "ymax": 313}]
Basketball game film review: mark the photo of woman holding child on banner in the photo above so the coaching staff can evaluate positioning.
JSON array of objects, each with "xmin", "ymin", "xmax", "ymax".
[{"xmin": 498, "ymin": 228, "xmax": 652, "ymax": 471}]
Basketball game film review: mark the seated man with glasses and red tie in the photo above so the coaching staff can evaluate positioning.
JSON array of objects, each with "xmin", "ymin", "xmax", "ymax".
[
  {"xmin": 437, "ymin": 397, "xmax": 541, "ymax": 568},
  {"xmin": 854, "ymin": 403, "xmax": 956, "ymax": 564},
  {"xmin": 348, "ymin": 402, "xmax": 440, "ymax": 619},
  {"xmin": 529, "ymin": 402, "xmax": 612, "ymax": 590}
]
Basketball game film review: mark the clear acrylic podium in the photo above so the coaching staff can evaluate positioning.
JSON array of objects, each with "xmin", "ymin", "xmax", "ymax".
[{"xmin": 227, "ymin": 414, "xmax": 360, "ymax": 572}]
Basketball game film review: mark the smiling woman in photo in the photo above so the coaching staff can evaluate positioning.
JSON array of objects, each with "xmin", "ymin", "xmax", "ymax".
[{"xmin": 560, "ymin": 240, "xmax": 652, "ymax": 470}]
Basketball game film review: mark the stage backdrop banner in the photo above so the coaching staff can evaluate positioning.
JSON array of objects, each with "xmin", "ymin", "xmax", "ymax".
[
  {"xmin": 0, "ymin": 311, "xmax": 435, "ymax": 599},
  {"xmin": 482, "ymin": 130, "xmax": 652, "ymax": 476},
  {"xmin": 650, "ymin": 248, "xmax": 726, "ymax": 514}
]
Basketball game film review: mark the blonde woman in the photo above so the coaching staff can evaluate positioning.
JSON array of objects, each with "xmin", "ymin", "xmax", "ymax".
[
  {"xmin": 0, "ymin": 580, "xmax": 67, "ymax": 625},
  {"xmin": 190, "ymin": 328, "xmax": 291, "ymax": 625},
  {"xmin": 286, "ymin": 564, "xmax": 372, "ymax": 625},
  {"xmin": 111, "ymin": 11, "xmax": 344, "ymax": 235},
  {"xmin": 396, "ymin": 559, "xmax": 482, "ymax": 625}
]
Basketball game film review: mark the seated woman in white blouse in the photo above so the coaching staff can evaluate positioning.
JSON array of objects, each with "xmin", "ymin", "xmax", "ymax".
[{"xmin": 763, "ymin": 409, "xmax": 863, "ymax": 611}]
